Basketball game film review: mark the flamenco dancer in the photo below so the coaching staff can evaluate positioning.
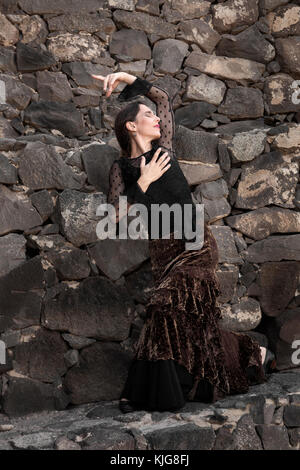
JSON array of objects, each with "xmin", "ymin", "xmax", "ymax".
[{"xmin": 91, "ymin": 72, "xmax": 277, "ymax": 413}]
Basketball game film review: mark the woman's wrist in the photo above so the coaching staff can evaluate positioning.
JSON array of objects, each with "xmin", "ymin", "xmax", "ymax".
[
  {"xmin": 122, "ymin": 73, "xmax": 138, "ymax": 86},
  {"xmin": 137, "ymin": 176, "xmax": 151, "ymax": 193}
]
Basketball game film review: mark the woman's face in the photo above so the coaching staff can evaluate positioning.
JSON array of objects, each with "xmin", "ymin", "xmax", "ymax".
[{"xmin": 128, "ymin": 104, "xmax": 161, "ymax": 140}]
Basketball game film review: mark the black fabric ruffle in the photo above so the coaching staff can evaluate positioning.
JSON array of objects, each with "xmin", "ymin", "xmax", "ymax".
[{"xmin": 117, "ymin": 76, "xmax": 153, "ymax": 102}]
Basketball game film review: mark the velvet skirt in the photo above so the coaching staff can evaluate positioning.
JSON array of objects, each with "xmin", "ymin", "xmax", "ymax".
[{"xmin": 120, "ymin": 222, "xmax": 267, "ymax": 411}]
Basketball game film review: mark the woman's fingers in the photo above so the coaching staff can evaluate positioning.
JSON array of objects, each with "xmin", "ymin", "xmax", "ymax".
[
  {"xmin": 152, "ymin": 147, "xmax": 165, "ymax": 163},
  {"xmin": 91, "ymin": 74, "xmax": 110, "ymax": 93},
  {"xmin": 91, "ymin": 73, "xmax": 123, "ymax": 97},
  {"xmin": 91, "ymin": 74, "xmax": 104, "ymax": 81},
  {"xmin": 110, "ymin": 76, "xmax": 119, "ymax": 90},
  {"xmin": 158, "ymin": 152, "xmax": 170, "ymax": 166},
  {"xmin": 162, "ymin": 163, "xmax": 171, "ymax": 173},
  {"xmin": 159, "ymin": 159, "xmax": 170, "ymax": 170},
  {"xmin": 106, "ymin": 76, "xmax": 118, "ymax": 96},
  {"xmin": 151, "ymin": 149, "xmax": 171, "ymax": 176},
  {"xmin": 104, "ymin": 75, "xmax": 110, "ymax": 92}
]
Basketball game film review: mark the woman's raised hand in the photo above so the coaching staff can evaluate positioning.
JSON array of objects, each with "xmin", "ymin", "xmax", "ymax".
[
  {"xmin": 140, "ymin": 147, "xmax": 171, "ymax": 184},
  {"xmin": 91, "ymin": 72, "xmax": 126, "ymax": 98}
]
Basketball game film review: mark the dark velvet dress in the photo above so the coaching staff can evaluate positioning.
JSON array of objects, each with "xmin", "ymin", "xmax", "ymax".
[{"xmin": 107, "ymin": 76, "xmax": 267, "ymax": 412}]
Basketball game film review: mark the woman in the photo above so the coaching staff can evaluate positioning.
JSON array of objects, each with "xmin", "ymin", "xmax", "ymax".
[{"xmin": 91, "ymin": 72, "xmax": 277, "ymax": 413}]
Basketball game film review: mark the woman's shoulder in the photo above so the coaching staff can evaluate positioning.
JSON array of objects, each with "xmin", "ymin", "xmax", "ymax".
[
  {"xmin": 157, "ymin": 145, "xmax": 176, "ymax": 160},
  {"xmin": 111, "ymin": 157, "xmax": 125, "ymax": 168},
  {"xmin": 111, "ymin": 157, "xmax": 139, "ymax": 182}
]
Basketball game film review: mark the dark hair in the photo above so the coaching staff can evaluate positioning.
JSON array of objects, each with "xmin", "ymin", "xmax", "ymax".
[{"xmin": 114, "ymin": 100, "xmax": 144, "ymax": 158}]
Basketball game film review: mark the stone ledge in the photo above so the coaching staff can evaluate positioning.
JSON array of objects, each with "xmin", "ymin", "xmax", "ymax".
[{"xmin": 0, "ymin": 369, "xmax": 299, "ymax": 450}]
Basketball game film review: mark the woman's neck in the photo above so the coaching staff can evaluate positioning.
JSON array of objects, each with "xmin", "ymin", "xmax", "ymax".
[{"xmin": 130, "ymin": 139, "xmax": 153, "ymax": 158}]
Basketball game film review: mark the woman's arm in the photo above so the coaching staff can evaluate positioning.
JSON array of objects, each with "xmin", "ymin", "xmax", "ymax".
[{"xmin": 118, "ymin": 74, "xmax": 175, "ymax": 155}]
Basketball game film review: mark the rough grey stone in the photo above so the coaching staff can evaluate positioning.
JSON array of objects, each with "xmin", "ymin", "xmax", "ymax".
[
  {"xmin": 185, "ymin": 73, "xmax": 226, "ymax": 106},
  {"xmin": 36, "ymin": 71, "xmax": 73, "ymax": 103},
  {"xmin": 43, "ymin": 276, "xmax": 134, "ymax": 341},
  {"xmin": 47, "ymin": 12, "xmax": 115, "ymax": 35},
  {"xmin": 216, "ymin": 24, "xmax": 275, "ymax": 64},
  {"xmin": 79, "ymin": 425, "xmax": 135, "ymax": 450},
  {"xmin": 283, "ymin": 404, "xmax": 300, "ymax": 427},
  {"xmin": 44, "ymin": 247, "xmax": 91, "ymax": 280},
  {"xmin": 175, "ymin": 125, "xmax": 219, "ymax": 163},
  {"xmin": 55, "ymin": 189, "xmax": 106, "ymax": 247},
  {"xmin": 14, "ymin": 328, "xmax": 68, "ymax": 382},
  {"xmin": 30, "ymin": 189, "xmax": 55, "ymax": 221},
  {"xmin": 209, "ymin": 225, "xmax": 243, "ymax": 264},
  {"xmin": 174, "ymin": 101, "xmax": 216, "ymax": 129},
  {"xmin": 0, "ymin": 73, "xmax": 34, "ymax": 110},
  {"xmin": 275, "ymin": 37, "xmax": 300, "ymax": 78},
  {"xmin": 177, "ymin": 18, "xmax": 221, "ymax": 54},
  {"xmin": 268, "ymin": 4, "xmax": 300, "ymax": 37},
  {"xmin": 0, "ymin": 12, "xmax": 19, "ymax": 46},
  {"xmin": 2, "ymin": 376, "xmax": 56, "ymax": 417},
  {"xmin": 0, "ymin": 184, "xmax": 43, "ymax": 236},
  {"xmin": 256, "ymin": 423, "xmax": 292, "ymax": 450},
  {"xmin": 0, "ymin": 116, "xmax": 19, "ymax": 138},
  {"xmin": 16, "ymin": 42, "xmax": 56, "ymax": 72},
  {"xmin": 146, "ymin": 423, "xmax": 215, "ymax": 450},
  {"xmin": 0, "ymin": 153, "xmax": 17, "ymax": 184},
  {"xmin": 110, "ymin": 28, "xmax": 151, "ymax": 60},
  {"xmin": 47, "ymin": 32, "xmax": 105, "ymax": 63},
  {"xmin": 62, "ymin": 333, "xmax": 96, "ymax": 350},
  {"xmin": 212, "ymin": 0, "xmax": 259, "ymax": 34},
  {"xmin": 81, "ymin": 142, "xmax": 119, "ymax": 191},
  {"xmin": 113, "ymin": 9, "xmax": 177, "ymax": 39},
  {"xmin": 226, "ymin": 207, "xmax": 300, "ymax": 240},
  {"xmin": 153, "ymin": 39, "xmax": 189, "ymax": 74},
  {"xmin": 0, "ymin": 45, "xmax": 16, "ymax": 72},
  {"xmin": 63, "ymin": 342, "xmax": 133, "ymax": 404},
  {"xmin": 228, "ymin": 130, "xmax": 267, "ymax": 162},
  {"xmin": 185, "ymin": 51, "xmax": 265, "ymax": 82},
  {"xmin": 162, "ymin": 0, "xmax": 210, "ymax": 22},
  {"xmin": 218, "ymin": 87, "xmax": 264, "ymax": 119},
  {"xmin": 232, "ymin": 414, "xmax": 262, "ymax": 450},
  {"xmin": 19, "ymin": 0, "xmax": 104, "ymax": 14},
  {"xmin": 0, "ymin": 256, "xmax": 44, "ymax": 332},
  {"xmin": 61, "ymin": 61, "xmax": 112, "ymax": 90},
  {"xmin": 236, "ymin": 150, "xmax": 298, "ymax": 210},
  {"xmin": 24, "ymin": 101, "xmax": 85, "ymax": 138},
  {"xmin": 19, "ymin": 142, "xmax": 86, "ymax": 190},
  {"xmin": 19, "ymin": 14, "xmax": 48, "ymax": 44},
  {"xmin": 245, "ymin": 234, "xmax": 300, "ymax": 263},
  {"xmin": 0, "ymin": 233, "xmax": 26, "ymax": 277},
  {"xmin": 219, "ymin": 297, "xmax": 262, "ymax": 332},
  {"xmin": 88, "ymin": 238, "xmax": 149, "ymax": 281}
]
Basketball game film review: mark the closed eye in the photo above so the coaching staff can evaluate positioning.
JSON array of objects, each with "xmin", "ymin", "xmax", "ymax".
[{"xmin": 145, "ymin": 111, "xmax": 157, "ymax": 118}]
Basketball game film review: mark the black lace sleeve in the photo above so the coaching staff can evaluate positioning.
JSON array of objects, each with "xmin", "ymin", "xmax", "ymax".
[
  {"xmin": 118, "ymin": 76, "xmax": 175, "ymax": 156},
  {"xmin": 107, "ymin": 160, "xmax": 156, "ymax": 224}
]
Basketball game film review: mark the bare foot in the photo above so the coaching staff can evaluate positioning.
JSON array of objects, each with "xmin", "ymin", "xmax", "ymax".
[{"xmin": 260, "ymin": 346, "xmax": 266, "ymax": 364}]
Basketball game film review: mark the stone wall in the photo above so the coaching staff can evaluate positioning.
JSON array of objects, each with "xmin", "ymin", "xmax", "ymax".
[{"xmin": 0, "ymin": 0, "xmax": 299, "ymax": 417}]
